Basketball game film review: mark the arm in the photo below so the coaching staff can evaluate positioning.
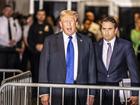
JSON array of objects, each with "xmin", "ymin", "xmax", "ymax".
[
  {"xmin": 14, "ymin": 19, "xmax": 22, "ymax": 42},
  {"xmin": 28, "ymin": 24, "xmax": 37, "ymax": 53},
  {"xmin": 39, "ymin": 38, "xmax": 50, "ymax": 94},
  {"xmin": 87, "ymin": 39, "xmax": 96, "ymax": 105},
  {"xmin": 126, "ymin": 42, "xmax": 140, "ymax": 105},
  {"xmin": 9, "ymin": 19, "xmax": 22, "ymax": 46},
  {"xmin": 39, "ymin": 38, "xmax": 50, "ymax": 105},
  {"xmin": 126, "ymin": 42, "xmax": 140, "ymax": 88},
  {"xmin": 88, "ymin": 39, "xmax": 96, "ymax": 94}
]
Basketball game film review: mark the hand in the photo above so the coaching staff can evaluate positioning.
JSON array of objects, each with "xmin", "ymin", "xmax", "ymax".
[
  {"xmin": 86, "ymin": 95, "xmax": 94, "ymax": 105},
  {"xmin": 40, "ymin": 95, "xmax": 49, "ymax": 105},
  {"xmin": 9, "ymin": 40, "xmax": 16, "ymax": 46},
  {"xmin": 128, "ymin": 96, "xmax": 138, "ymax": 105},
  {"xmin": 36, "ymin": 44, "xmax": 43, "ymax": 52},
  {"xmin": 16, "ymin": 48, "xmax": 24, "ymax": 54}
]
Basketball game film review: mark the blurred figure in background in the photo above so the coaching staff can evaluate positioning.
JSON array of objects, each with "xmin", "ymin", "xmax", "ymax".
[
  {"xmin": 85, "ymin": 11, "xmax": 102, "ymax": 41},
  {"xmin": 78, "ymin": 19, "xmax": 96, "ymax": 42},
  {"xmin": 130, "ymin": 15, "xmax": 140, "ymax": 55},
  {"xmin": 21, "ymin": 15, "xmax": 33, "ymax": 71},
  {"xmin": 134, "ymin": 12, "xmax": 140, "ymax": 25},
  {"xmin": 28, "ymin": 9, "xmax": 53, "ymax": 83},
  {"xmin": 0, "ymin": 5, "xmax": 22, "ymax": 69},
  {"xmin": 46, "ymin": 15, "xmax": 55, "ymax": 32}
]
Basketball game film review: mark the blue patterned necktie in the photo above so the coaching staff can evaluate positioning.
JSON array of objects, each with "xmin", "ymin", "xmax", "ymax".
[
  {"xmin": 106, "ymin": 43, "xmax": 112, "ymax": 70},
  {"xmin": 65, "ymin": 36, "xmax": 74, "ymax": 84}
]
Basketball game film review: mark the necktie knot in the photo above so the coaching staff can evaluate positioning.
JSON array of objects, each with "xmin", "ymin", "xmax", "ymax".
[
  {"xmin": 69, "ymin": 36, "xmax": 72, "ymax": 40},
  {"xmin": 107, "ymin": 43, "xmax": 111, "ymax": 47}
]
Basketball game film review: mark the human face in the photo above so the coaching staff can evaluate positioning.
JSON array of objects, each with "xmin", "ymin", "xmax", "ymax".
[
  {"xmin": 101, "ymin": 21, "xmax": 118, "ymax": 41},
  {"xmin": 86, "ymin": 12, "xmax": 95, "ymax": 21},
  {"xmin": 36, "ymin": 11, "xmax": 46, "ymax": 23},
  {"xmin": 3, "ymin": 7, "xmax": 13, "ymax": 18},
  {"xmin": 136, "ymin": 19, "xmax": 140, "ymax": 29},
  {"xmin": 84, "ymin": 20, "xmax": 91, "ymax": 30},
  {"xmin": 59, "ymin": 14, "xmax": 77, "ymax": 36}
]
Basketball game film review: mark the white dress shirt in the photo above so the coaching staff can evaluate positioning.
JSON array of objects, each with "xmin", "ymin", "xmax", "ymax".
[
  {"xmin": 40, "ymin": 32, "xmax": 79, "ymax": 97},
  {"xmin": 63, "ymin": 32, "xmax": 78, "ymax": 81},
  {"xmin": 0, "ymin": 16, "xmax": 22, "ymax": 47},
  {"xmin": 23, "ymin": 25, "xmax": 30, "ymax": 38},
  {"xmin": 102, "ymin": 37, "xmax": 116, "ymax": 69}
]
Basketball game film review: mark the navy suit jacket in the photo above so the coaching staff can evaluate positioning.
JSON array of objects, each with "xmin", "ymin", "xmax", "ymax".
[
  {"xmin": 95, "ymin": 37, "xmax": 140, "ymax": 88},
  {"xmin": 39, "ymin": 32, "xmax": 96, "ymax": 104}
]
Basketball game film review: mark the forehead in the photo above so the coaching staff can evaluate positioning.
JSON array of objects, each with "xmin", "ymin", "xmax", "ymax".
[
  {"xmin": 101, "ymin": 21, "xmax": 115, "ymax": 28},
  {"xmin": 4, "ymin": 7, "xmax": 13, "ymax": 11},
  {"xmin": 37, "ymin": 11, "xmax": 46, "ymax": 15},
  {"xmin": 61, "ymin": 14, "xmax": 75, "ymax": 20}
]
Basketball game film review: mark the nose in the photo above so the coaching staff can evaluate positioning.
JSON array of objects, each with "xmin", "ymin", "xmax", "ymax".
[
  {"xmin": 66, "ymin": 21, "xmax": 71, "ymax": 26},
  {"xmin": 105, "ymin": 29, "xmax": 109, "ymax": 34}
]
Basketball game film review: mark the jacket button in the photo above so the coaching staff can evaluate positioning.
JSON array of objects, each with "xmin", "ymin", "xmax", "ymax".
[{"xmin": 107, "ymin": 75, "xmax": 110, "ymax": 78}]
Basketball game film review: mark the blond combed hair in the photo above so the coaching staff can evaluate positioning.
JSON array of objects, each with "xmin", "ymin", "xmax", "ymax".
[{"xmin": 59, "ymin": 10, "xmax": 78, "ymax": 22}]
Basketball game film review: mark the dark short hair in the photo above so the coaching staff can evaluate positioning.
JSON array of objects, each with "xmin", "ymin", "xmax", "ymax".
[
  {"xmin": 37, "ymin": 9, "xmax": 46, "ymax": 15},
  {"xmin": 100, "ymin": 16, "xmax": 118, "ymax": 28},
  {"xmin": 2, "ymin": 5, "xmax": 13, "ymax": 10}
]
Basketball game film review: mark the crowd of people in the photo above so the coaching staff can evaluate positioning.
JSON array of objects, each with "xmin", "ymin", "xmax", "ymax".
[{"xmin": 0, "ymin": 4, "xmax": 140, "ymax": 105}]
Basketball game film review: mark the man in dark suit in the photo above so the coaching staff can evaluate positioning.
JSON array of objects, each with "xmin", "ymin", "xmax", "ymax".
[
  {"xmin": 38, "ymin": 10, "xmax": 96, "ymax": 105},
  {"xmin": 95, "ymin": 16, "xmax": 140, "ymax": 105}
]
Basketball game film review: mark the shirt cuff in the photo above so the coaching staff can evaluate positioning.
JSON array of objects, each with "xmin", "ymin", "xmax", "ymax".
[{"xmin": 39, "ymin": 94, "xmax": 49, "ymax": 98}]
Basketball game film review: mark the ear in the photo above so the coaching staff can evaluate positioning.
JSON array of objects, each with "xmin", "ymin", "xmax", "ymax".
[
  {"xmin": 76, "ymin": 21, "xmax": 78, "ymax": 27},
  {"xmin": 115, "ymin": 27, "xmax": 118, "ymax": 34},
  {"xmin": 59, "ymin": 21, "xmax": 62, "ymax": 28}
]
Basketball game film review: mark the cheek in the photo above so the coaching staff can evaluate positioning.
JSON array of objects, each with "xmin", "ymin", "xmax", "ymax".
[{"xmin": 102, "ymin": 31, "xmax": 106, "ymax": 36}]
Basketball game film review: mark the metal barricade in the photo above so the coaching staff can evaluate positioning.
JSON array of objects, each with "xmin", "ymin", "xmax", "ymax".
[
  {"xmin": 0, "ymin": 83, "xmax": 140, "ymax": 105},
  {"xmin": 0, "ymin": 71, "xmax": 32, "ymax": 105},
  {"xmin": 0, "ymin": 69, "xmax": 23, "ymax": 83}
]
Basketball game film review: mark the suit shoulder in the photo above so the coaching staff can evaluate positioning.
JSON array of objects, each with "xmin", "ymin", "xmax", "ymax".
[
  {"xmin": 44, "ymin": 32, "xmax": 60, "ymax": 41},
  {"xmin": 77, "ymin": 32, "xmax": 92, "ymax": 42},
  {"xmin": 94, "ymin": 39, "xmax": 102, "ymax": 46},
  {"xmin": 118, "ymin": 38, "xmax": 132, "ymax": 46}
]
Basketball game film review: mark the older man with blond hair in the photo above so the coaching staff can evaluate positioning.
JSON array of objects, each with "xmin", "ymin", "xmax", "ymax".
[{"xmin": 39, "ymin": 10, "xmax": 96, "ymax": 105}]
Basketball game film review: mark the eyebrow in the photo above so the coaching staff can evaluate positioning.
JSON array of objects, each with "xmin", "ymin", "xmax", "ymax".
[{"xmin": 102, "ymin": 27, "xmax": 113, "ymax": 29}]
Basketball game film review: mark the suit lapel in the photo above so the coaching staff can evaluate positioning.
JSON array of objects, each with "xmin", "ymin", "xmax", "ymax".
[
  {"xmin": 57, "ymin": 32, "xmax": 66, "ymax": 81},
  {"xmin": 98, "ymin": 40, "xmax": 103, "ymax": 61},
  {"xmin": 76, "ymin": 33, "xmax": 83, "ymax": 80},
  {"xmin": 98, "ymin": 40, "xmax": 107, "ymax": 70}
]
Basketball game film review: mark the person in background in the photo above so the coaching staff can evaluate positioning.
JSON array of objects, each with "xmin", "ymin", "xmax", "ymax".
[
  {"xmin": 79, "ymin": 19, "xmax": 96, "ymax": 42},
  {"xmin": 94, "ymin": 16, "xmax": 140, "ymax": 105},
  {"xmin": 130, "ymin": 16, "xmax": 140, "ymax": 70},
  {"xmin": 85, "ymin": 11, "xmax": 102, "ymax": 41},
  {"xmin": 21, "ymin": 15, "xmax": 33, "ymax": 71},
  {"xmin": 131, "ymin": 17, "xmax": 140, "ymax": 55},
  {"xmin": 28, "ymin": 9, "xmax": 53, "ymax": 83},
  {"xmin": 46, "ymin": 15, "xmax": 56, "ymax": 32},
  {"xmin": 39, "ymin": 10, "xmax": 96, "ymax": 105},
  {"xmin": 0, "ymin": 5, "xmax": 22, "ymax": 69}
]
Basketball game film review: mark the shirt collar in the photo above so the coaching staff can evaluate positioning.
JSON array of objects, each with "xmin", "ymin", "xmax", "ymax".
[
  {"xmin": 103, "ymin": 37, "xmax": 116, "ymax": 48},
  {"xmin": 63, "ymin": 32, "xmax": 77, "ymax": 41}
]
